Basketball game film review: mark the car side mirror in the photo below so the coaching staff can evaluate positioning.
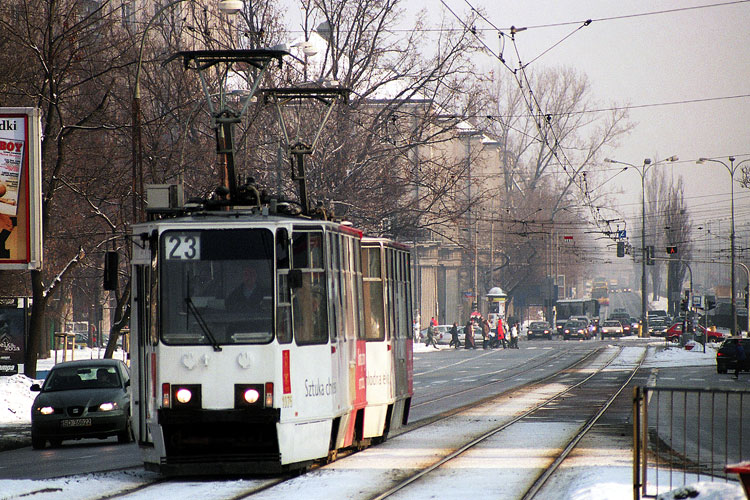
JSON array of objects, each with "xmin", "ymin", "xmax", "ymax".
[
  {"xmin": 124, "ymin": 379, "xmax": 130, "ymax": 389},
  {"xmin": 30, "ymin": 384, "xmax": 41, "ymax": 392}
]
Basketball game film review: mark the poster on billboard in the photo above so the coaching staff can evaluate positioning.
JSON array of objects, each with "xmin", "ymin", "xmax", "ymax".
[
  {"xmin": 0, "ymin": 304, "xmax": 26, "ymax": 375},
  {"xmin": 0, "ymin": 108, "xmax": 42, "ymax": 270}
]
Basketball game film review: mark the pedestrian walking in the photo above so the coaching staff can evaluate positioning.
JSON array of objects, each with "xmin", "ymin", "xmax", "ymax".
[
  {"xmin": 464, "ymin": 319, "xmax": 476, "ymax": 349},
  {"xmin": 425, "ymin": 322, "xmax": 438, "ymax": 348},
  {"xmin": 497, "ymin": 319, "xmax": 507, "ymax": 349},
  {"xmin": 510, "ymin": 322, "xmax": 519, "ymax": 349},
  {"xmin": 449, "ymin": 322, "xmax": 460, "ymax": 349},
  {"xmin": 413, "ymin": 318, "xmax": 421, "ymax": 342},
  {"xmin": 734, "ymin": 339, "xmax": 746, "ymax": 379},
  {"xmin": 481, "ymin": 319, "xmax": 490, "ymax": 349}
]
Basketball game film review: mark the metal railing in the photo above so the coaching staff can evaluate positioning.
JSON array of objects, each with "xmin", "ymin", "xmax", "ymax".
[{"xmin": 633, "ymin": 386, "xmax": 750, "ymax": 499}]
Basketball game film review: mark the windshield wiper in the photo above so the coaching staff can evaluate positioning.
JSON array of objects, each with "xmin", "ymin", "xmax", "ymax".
[{"xmin": 185, "ymin": 297, "xmax": 222, "ymax": 352}]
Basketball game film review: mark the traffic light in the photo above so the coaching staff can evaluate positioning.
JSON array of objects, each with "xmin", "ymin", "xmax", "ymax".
[
  {"xmin": 616, "ymin": 241, "xmax": 625, "ymax": 257},
  {"xmin": 646, "ymin": 245, "xmax": 655, "ymax": 265},
  {"xmin": 666, "ymin": 246, "xmax": 677, "ymax": 254},
  {"xmin": 705, "ymin": 295, "xmax": 716, "ymax": 310},
  {"xmin": 680, "ymin": 290, "xmax": 690, "ymax": 311}
]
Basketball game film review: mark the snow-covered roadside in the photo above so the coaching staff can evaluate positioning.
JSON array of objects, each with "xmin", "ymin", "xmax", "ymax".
[{"xmin": 0, "ymin": 343, "xmax": 743, "ymax": 500}]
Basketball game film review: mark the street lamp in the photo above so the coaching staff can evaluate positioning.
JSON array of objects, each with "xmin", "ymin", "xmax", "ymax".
[
  {"xmin": 132, "ymin": 1, "xmax": 242, "ymax": 220},
  {"xmin": 697, "ymin": 156, "xmax": 750, "ymax": 336},
  {"xmin": 604, "ymin": 155, "xmax": 678, "ymax": 337},
  {"xmin": 458, "ymin": 127, "xmax": 480, "ymax": 311}
]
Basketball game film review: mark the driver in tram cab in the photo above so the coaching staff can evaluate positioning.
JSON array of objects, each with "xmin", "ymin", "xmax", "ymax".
[{"xmin": 226, "ymin": 262, "xmax": 272, "ymax": 314}]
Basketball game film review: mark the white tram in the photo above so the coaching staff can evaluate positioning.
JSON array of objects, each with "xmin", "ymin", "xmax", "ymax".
[{"xmin": 129, "ymin": 212, "xmax": 413, "ymax": 475}]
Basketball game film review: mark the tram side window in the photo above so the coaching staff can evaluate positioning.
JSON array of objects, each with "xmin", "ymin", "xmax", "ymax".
[
  {"xmin": 149, "ymin": 258, "xmax": 159, "ymax": 346},
  {"xmin": 404, "ymin": 253, "xmax": 414, "ymax": 338},
  {"xmin": 363, "ymin": 247, "xmax": 385, "ymax": 341},
  {"xmin": 277, "ymin": 229, "xmax": 292, "ymax": 344},
  {"xmin": 353, "ymin": 241, "xmax": 364, "ymax": 341},
  {"xmin": 383, "ymin": 248, "xmax": 396, "ymax": 336},
  {"xmin": 326, "ymin": 232, "xmax": 340, "ymax": 342},
  {"xmin": 292, "ymin": 231, "xmax": 328, "ymax": 345},
  {"xmin": 341, "ymin": 236, "xmax": 357, "ymax": 341},
  {"xmin": 397, "ymin": 252, "xmax": 408, "ymax": 339}
]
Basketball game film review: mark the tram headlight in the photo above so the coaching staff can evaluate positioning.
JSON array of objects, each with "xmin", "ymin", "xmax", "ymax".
[
  {"xmin": 243, "ymin": 388, "xmax": 260, "ymax": 404},
  {"xmin": 234, "ymin": 383, "xmax": 266, "ymax": 408},
  {"xmin": 176, "ymin": 388, "xmax": 192, "ymax": 404},
  {"xmin": 168, "ymin": 384, "xmax": 202, "ymax": 409}
]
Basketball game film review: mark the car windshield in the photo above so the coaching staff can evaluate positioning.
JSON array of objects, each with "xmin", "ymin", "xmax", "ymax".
[
  {"xmin": 160, "ymin": 229, "xmax": 275, "ymax": 346},
  {"xmin": 530, "ymin": 322, "xmax": 548, "ymax": 328},
  {"xmin": 603, "ymin": 321, "xmax": 620, "ymax": 327},
  {"xmin": 44, "ymin": 366, "xmax": 121, "ymax": 391}
]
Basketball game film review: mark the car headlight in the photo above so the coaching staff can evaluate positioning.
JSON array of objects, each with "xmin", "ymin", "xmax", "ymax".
[
  {"xmin": 38, "ymin": 406, "xmax": 55, "ymax": 415},
  {"xmin": 98, "ymin": 402, "xmax": 118, "ymax": 412}
]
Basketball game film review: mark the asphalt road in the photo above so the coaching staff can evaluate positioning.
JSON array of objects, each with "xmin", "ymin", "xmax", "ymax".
[{"xmin": 2, "ymin": 336, "xmax": 745, "ymax": 481}]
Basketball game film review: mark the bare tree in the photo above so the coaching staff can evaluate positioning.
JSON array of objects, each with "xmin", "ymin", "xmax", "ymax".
[
  {"xmin": 664, "ymin": 178, "xmax": 692, "ymax": 315},
  {"xmin": 479, "ymin": 66, "xmax": 632, "ymax": 299},
  {"xmin": 646, "ymin": 163, "xmax": 671, "ymax": 300},
  {"xmin": 0, "ymin": 0, "xmax": 138, "ymax": 375}
]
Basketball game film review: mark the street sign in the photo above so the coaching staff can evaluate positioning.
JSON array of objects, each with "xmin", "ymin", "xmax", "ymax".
[{"xmin": 617, "ymin": 230, "xmax": 626, "ymax": 239}]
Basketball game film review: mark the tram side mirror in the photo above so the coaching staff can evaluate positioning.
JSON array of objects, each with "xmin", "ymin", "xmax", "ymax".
[
  {"xmin": 288, "ymin": 269, "xmax": 303, "ymax": 289},
  {"xmin": 103, "ymin": 251, "xmax": 119, "ymax": 291}
]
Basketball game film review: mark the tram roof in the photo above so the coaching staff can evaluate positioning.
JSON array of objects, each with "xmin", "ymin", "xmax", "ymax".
[{"xmin": 132, "ymin": 211, "xmax": 364, "ymax": 237}]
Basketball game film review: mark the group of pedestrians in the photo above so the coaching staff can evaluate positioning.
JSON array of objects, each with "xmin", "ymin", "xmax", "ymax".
[
  {"xmin": 450, "ymin": 315, "xmax": 519, "ymax": 350},
  {"xmin": 419, "ymin": 313, "xmax": 521, "ymax": 351}
]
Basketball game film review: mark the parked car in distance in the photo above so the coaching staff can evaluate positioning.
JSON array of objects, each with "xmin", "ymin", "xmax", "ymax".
[
  {"xmin": 648, "ymin": 318, "xmax": 670, "ymax": 336},
  {"xmin": 563, "ymin": 320, "xmax": 590, "ymax": 340},
  {"xmin": 647, "ymin": 310, "xmax": 670, "ymax": 323},
  {"xmin": 608, "ymin": 312, "xmax": 630, "ymax": 328},
  {"xmin": 555, "ymin": 319, "xmax": 567, "ymax": 335},
  {"xmin": 664, "ymin": 323, "xmax": 728, "ymax": 343},
  {"xmin": 600, "ymin": 320, "xmax": 624, "ymax": 338},
  {"xmin": 716, "ymin": 337, "xmax": 750, "ymax": 374},
  {"xmin": 527, "ymin": 321, "xmax": 553, "ymax": 340},
  {"xmin": 30, "ymin": 359, "xmax": 132, "ymax": 449}
]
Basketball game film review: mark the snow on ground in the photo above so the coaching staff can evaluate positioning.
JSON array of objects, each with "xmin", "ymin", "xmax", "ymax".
[{"xmin": 0, "ymin": 343, "xmax": 744, "ymax": 500}]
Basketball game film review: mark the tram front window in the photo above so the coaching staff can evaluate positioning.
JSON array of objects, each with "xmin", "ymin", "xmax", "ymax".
[{"xmin": 160, "ymin": 229, "xmax": 274, "ymax": 345}]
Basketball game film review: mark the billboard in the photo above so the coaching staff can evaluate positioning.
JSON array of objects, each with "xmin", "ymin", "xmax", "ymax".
[
  {"xmin": 0, "ymin": 303, "xmax": 26, "ymax": 375},
  {"xmin": 0, "ymin": 108, "xmax": 42, "ymax": 269}
]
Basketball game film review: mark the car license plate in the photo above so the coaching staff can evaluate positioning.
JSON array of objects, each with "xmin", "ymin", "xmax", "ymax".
[{"xmin": 61, "ymin": 418, "xmax": 91, "ymax": 428}]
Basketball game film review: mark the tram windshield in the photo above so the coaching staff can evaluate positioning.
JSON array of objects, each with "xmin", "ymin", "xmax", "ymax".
[{"xmin": 160, "ymin": 228, "xmax": 275, "ymax": 345}]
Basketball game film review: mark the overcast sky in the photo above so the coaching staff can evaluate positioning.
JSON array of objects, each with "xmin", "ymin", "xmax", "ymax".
[{"xmin": 280, "ymin": 1, "xmax": 750, "ymax": 267}]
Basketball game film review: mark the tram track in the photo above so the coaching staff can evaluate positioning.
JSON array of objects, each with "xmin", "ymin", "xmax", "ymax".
[
  {"xmin": 13, "ymin": 343, "xmax": 646, "ymax": 500},
  {"xmin": 363, "ymin": 344, "xmax": 648, "ymax": 500},
  {"xmin": 397, "ymin": 344, "xmax": 606, "ymax": 436}
]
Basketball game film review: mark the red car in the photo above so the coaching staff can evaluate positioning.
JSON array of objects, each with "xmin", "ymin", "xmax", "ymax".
[{"xmin": 665, "ymin": 323, "xmax": 728, "ymax": 343}]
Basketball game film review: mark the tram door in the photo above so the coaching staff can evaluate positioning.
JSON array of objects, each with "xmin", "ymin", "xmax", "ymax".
[
  {"xmin": 132, "ymin": 263, "xmax": 154, "ymax": 444},
  {"xmin": 390, "ymin": 249, "xmax": 412, "ymax": 399}
]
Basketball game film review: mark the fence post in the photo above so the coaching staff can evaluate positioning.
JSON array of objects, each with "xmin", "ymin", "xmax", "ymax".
[
  {"xmin": 642, "ymin": 386, "xmax": 649, "ymax": 498},
  {"xmin": 633, "ymin": 386, "xmax": 641, "ymax": 500}
]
